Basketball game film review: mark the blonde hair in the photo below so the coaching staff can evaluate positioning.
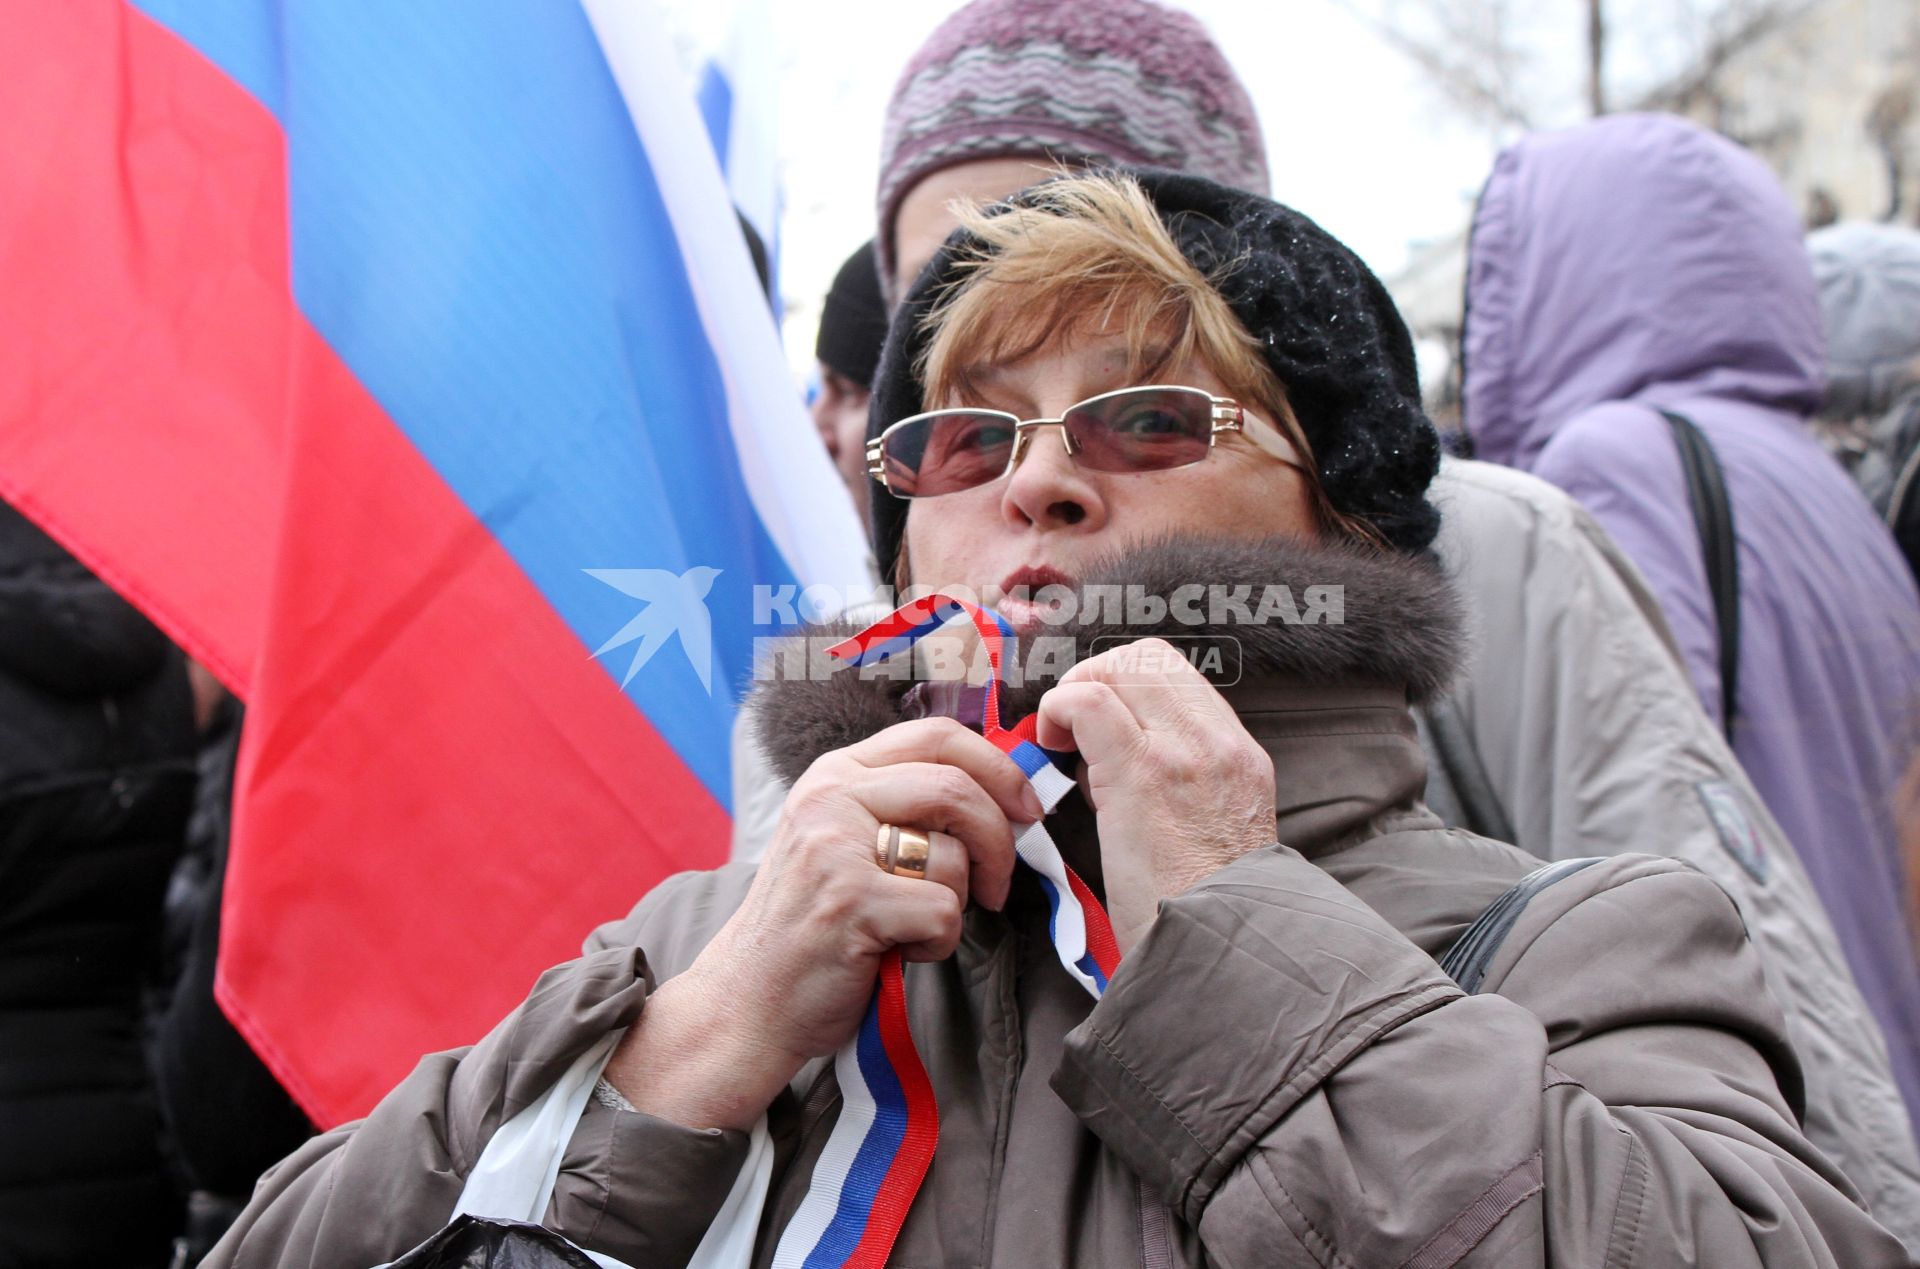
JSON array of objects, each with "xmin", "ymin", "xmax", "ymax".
[{"xmin": 914, "ymin": 170, "xmax": 1378, "ymax": 545}]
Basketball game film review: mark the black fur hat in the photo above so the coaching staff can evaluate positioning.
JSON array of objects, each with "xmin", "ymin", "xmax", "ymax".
[{"xmin": 864, "ymin": 168, "xmax": 1442, "ymax": 575}]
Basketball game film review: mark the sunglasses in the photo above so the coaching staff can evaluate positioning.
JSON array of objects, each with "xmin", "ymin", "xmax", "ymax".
[{"xmin": 866, "ymin": 385, "xmax": 1303, "ymax": 499}]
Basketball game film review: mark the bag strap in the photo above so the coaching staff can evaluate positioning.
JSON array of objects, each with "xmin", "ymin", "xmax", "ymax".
[
  {"xmin": 1661, "ymin": 410, "xmax": 1741, "ymax": 742},
  {"xmin": 1887, "ymin": 431, "xmax": 1920, "ymax": 582},
  {"xmin": 1440, "ymin": 858, "xmax": 1603, "ymax": 992},
  {"xmin": 1418, "ymin": 698, "xmax": 1517, "ymax": 846}
]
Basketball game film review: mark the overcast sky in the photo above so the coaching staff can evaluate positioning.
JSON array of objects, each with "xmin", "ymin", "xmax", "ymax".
[{"xmin": 654, "ymin": 0, "xmax": 1510, "ymax": 375}]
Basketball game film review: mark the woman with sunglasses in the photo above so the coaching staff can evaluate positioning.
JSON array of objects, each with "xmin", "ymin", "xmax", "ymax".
[{"xmin": 206, "ymin": 172, "xmax": 1902, "ymax": 1267}]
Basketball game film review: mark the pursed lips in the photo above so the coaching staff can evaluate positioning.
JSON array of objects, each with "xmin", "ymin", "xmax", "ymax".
[{"xmin": 996, "ymin": 565, "xmax": 1075, "ymax": 603}]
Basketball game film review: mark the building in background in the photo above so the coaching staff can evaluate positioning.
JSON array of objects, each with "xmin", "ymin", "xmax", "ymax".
[{"xmin": 1681, "ymin": 0, "xmax": 1916, "ymax": 227}]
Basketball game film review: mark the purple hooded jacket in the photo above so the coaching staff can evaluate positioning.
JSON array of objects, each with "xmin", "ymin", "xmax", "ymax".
[{"xmin": 1464, "ymin": 113, "xmax": 1920, "ymax": 1128}]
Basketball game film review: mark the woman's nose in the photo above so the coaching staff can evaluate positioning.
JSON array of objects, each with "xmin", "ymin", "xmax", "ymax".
[{"xmin": 1001, "ymin": 423, "xmax": 1105, "ymax": 532}]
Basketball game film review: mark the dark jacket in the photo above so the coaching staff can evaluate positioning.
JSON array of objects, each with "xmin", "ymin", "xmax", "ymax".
[
  {"xmin": 0, "ymin": 500, "xmax": 196, "ymax": 1267},
  {"xmin": 206, "ymin": 535, "xmax": 1902, "ymax": 1266},
  {"xmin": 152, "ymin": 700, "xmax": 314, "ymax": 1258}
]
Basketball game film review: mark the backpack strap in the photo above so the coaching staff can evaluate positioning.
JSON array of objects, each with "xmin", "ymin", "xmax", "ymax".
[
  {"xmin": 1886, "ymin": 427, "xmax": 1920, "ymax": 581},
  {"xmin": 1440, "ymin": 858, "xmax": 1604, "ymax": 992},
  {"xmin": 1662, "ymin": 410, "xmax": 1741, "ymax": 743}
]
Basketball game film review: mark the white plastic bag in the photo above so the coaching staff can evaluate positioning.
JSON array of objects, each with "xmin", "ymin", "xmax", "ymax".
[
  {"xmin": 450, "ymin": 1032, "xmax": 624, "ymax": 1240},
  {"xmin": 687, "ymin": 1112, "xmax": 775, "ymax": 1268},
  {"xmin": 416, "ymin": 1029, "xmax": 774, "ymax": 1269}
]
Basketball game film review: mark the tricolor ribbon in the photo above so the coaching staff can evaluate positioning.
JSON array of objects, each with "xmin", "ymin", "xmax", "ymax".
[{"xmin": 769, "ymin": 596, "xmax": 1119, "ymax": 1268}]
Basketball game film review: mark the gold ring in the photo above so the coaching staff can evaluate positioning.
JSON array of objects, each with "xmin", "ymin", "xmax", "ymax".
[{"xmin": 875, "ymin": 823, "xmax": 931, "ymax": 880}]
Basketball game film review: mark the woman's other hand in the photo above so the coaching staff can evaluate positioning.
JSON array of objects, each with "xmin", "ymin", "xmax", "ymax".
[
  {"xmin": 603, "ymin": 717, "xmax": 1038, "ymax": 1129},
  {"xmin": 1036, "ymin": 639, "xmax": 1277, "ymax": 953}
]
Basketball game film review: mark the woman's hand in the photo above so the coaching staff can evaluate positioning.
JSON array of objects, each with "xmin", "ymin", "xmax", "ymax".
[
  {"xmin": 1036, "ymin": 638, "xmax": 1277, "ymax": 954},
  {"xmin": 604, "ymin": 717, "xmax": 1040, "ymax": 1130}
]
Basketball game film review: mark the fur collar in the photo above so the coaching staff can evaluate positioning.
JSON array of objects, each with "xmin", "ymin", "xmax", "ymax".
[{"xmin": 748, "ymin": 533, "xmax": 1461, "ymax": 786}]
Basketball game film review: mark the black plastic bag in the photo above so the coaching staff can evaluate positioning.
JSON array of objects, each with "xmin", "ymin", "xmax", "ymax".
[{"xmin": 380, "ymin": 1216, "xmax": 604, "ymax": 1269}]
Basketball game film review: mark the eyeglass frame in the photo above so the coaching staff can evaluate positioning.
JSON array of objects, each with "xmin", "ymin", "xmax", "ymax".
[{"xmin": 864, "ymin": 384, "xmax": 1305, "ymax": 499}]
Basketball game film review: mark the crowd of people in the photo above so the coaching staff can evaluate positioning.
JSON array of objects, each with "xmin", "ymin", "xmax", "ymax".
[{"xmin": 5, "ymin": 0, "xmax": 1920, "ymax": 1265}]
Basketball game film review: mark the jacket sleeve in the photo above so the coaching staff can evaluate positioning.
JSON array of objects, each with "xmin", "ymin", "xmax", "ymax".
[
  {"xmin": 204, "ymin": 876, "xmax": 755, "ymax": 1269},
  {"xmin": 1051, "ymin": 846, "xmax": 1907, "ymax": 1267}
]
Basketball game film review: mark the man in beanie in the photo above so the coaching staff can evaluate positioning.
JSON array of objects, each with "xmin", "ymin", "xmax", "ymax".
[
  {"xmin": 809, "ymin": 240, "xmax": 890, "ymax": 513},
  {"xmin": 1809, "ymin": 220, "xmax": 1920, "ymax": 578},
  {"xmin": 875, "ymin": 0, "xmax": 1269, "ymax": 298},
  {"xmin": 732, "ymin": 0, "xmax": 1920, "ymax": 1232}
]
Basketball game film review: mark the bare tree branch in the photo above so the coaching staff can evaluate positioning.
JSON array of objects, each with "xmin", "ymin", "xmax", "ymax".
[
  {"xmin": 1586, "ymin": 0, "xmax": 1608, "ymax": 116},
  {"xmin": 1341, "ymin": 0, "xmax": 1818, "ymax": 147},
  {"xmin": 1628, "ymin": 0, "xmax": 1817, "ymax": 115},
  {"xmin": 1329, "ymin": 0, "xmax": 1537, "ymax": 130}
]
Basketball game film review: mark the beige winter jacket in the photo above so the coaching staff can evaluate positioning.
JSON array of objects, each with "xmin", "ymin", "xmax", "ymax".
[{"xmin": 208, "ymin": 535, "xmax": 1903, "ymax": 1267}]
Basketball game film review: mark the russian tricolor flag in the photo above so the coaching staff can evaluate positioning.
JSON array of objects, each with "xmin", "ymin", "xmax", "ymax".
[
  {"xmin": 0, "ymin": 0, "xmax": 866, "ymax": 1126},
  {"xmin": 698, "ymin": 0, "xmax": 782, "ymax": 293}
]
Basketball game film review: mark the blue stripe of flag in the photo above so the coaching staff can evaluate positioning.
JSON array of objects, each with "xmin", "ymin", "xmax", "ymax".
[
  {"xmin": 132, "ymin": 0, "xmax": 798, "ymax": 806},
  {"xmin": 698, "ymin": 60, "xmax": 733, "ymax": 173},
  {"xmin": 133, "ymin": 0, "xmax": 286, "ymax": 115},
  {"xmin": 804, "ymin": 993, "xmax": 909, "ymax": 1267},
  {"xmin": 848, "ymin": 630, "xmax": 921, "ymax": 667},
  {"xmin": 1007, "ymin": 741, "xmax": 1053, "ymax": 779},
  {"xmin": 1077, "ymin": 950, "xmax": 1109, "ymax": 992},
  {"xmin": 836, "ymin": 599, "xmax": 966, "ymax": 666},
  {"xmin": 1036, "ymin": 872, "xmax": 1108, "ymax": 992},
  {"xmin": 1038, "ymin": 876, "xmax": 1067, "ymax": 964}
]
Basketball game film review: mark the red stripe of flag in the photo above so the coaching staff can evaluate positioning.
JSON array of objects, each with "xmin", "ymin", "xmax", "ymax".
[
  {"xmin": 5, "ymin": 2, "xmax": 731, "ymax": 1125},
  {"xmin": 1065, "ymin": 867, "xmax": 1122, "ymax": 981},
  {"xmin": 0, "ymin": 0, "xmax": 289, "ymax": 694},
  {"xmin": 848, "ymin": 950, "xmax": 939, "ymax": 1268},
  {"xmin": 825, "ymin": 594, "xmax": 954, "ymax": 662},
  {"xmin": 987, "ymin": 714, "xmax": 1041, "ymax": 754},
  {"xmin": 958, "ymin": 606, "xmax": 1009, "ymax": 734}
]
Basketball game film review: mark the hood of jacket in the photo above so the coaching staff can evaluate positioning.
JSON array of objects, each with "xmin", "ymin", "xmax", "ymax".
[
  {"xmin": 1462, "ymin": 113, "xmax": 1825, "ymax": 470},
  {"xmin": 745, "ymin": 531, "xmax": 1462, "ymax": 858},
  {"xmin": 0, "ymin": 500, "xmax": 175, "ymax": 696},
  {"xmin": 1809, "ymin": 220, "xmax": 1920, "ymax": 418},
  {"xmin": 0, "ymin": 500, "xmax": 195, "ymax": 799}
]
